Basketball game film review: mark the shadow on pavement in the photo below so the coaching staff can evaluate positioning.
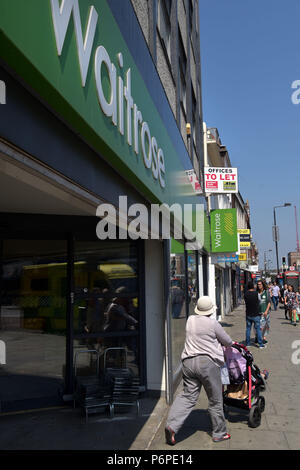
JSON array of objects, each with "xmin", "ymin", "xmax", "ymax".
[
  {"xmin": 170, "ymin": 409, "xmax": 211, "ymax": 444},
  {"xmin": 0, "ymin": 394, "xmax": 162, "ymax": 450}
]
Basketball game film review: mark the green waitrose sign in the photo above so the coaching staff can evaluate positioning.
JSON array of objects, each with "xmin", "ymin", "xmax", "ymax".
[
  {"xmin": 0, "ymin": 0, "xmax": 191, "ymax": 205},
  {"xmin": 211, "ymin": 209, "xmax": 238, "ymax": 253},
  {"xmin": 0, "ymin": 0, "xmax": 210, "ymax": 250}
]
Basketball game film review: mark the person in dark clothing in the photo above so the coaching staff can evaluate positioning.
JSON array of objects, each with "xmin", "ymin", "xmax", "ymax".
[{"xmin": 244, "ymin": 281, "xmax": 265, "ymax": 349}]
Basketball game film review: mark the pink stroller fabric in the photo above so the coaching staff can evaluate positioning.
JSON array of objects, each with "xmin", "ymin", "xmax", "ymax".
[{"xmin": 223, "ymin": 346, "xmax": 247, "ymax": 384}]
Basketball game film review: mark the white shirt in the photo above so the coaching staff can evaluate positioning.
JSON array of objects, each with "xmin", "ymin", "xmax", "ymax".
[{"xmin": 271, "ymin": 285, "xmax": 280, "ymax": 297}]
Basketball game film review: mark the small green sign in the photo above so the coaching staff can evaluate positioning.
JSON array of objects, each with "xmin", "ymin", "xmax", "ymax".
[
  {"xmin": 223, "ymin": 181, "xmax": 236, "ymax": 191},
  {"xmin": 211, "ymin": 209, "xmax": 238, "ymax": 253}
]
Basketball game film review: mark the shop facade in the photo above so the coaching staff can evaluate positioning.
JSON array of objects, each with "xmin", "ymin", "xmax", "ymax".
[{"xmin": 0, "ymin": 0, "xmax": 208, "ymax": 411}]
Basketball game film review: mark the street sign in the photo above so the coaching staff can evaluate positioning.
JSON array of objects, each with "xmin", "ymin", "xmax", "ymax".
[{"xmin": 272, "ymin": 226, "xmax": 279, "ymax": 242}]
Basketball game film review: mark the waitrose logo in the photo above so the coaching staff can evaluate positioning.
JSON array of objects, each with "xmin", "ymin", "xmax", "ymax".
[
  {"xmin": 211, "ymin": 209, "xmax": 238, "ymax": 253},
  {"xmin": 50, "ymin": 0, "xmax": 166, "ymax": 188},
  {"xmin": 213, "ymin": 213, "xmax": 222, "ymax": 248}
]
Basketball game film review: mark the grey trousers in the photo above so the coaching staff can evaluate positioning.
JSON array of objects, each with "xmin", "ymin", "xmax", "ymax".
[{"xmin": 166, "ymin": 355, "xmax": 227, "ymax": 439}]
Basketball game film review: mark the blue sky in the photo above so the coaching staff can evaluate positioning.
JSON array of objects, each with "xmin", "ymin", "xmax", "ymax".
[{"xmin": 199, "ymin": 0, "xmax": 300, "ymax": 270}]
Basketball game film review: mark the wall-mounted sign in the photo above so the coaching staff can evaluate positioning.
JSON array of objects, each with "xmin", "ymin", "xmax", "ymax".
[
  {"xmin": 238, "ymin": 229, "xmax": 251, "ymax": 248},
  {"xmin": 49, "ymin": 0, "xmax": 166, "ymax": 188},
  {"xmin": 211, "ymin": 209, "xmax": 238, "ymax": 253},
  {"xmin": 212, "ymin": 254, "xmax": 239, "ymax": 264},
  {"xmin": 185, "ymin": 169, "xmax": 202, "ymax": 194},
  {"xmin": 204, "ymin": 167, "xmax": 238, "ymax": 193},
  {"xmin": 239, "ymin": 253, "xmax": 247, "ymax": 261},
  {"xmin": 240, "ymin": 241, "xmax": 251, "ymax": 248}
]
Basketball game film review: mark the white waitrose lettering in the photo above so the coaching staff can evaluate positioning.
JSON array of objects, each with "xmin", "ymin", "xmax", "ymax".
[{"xmin": 50, "ymin": 0, "xmax": 166, "ymax": 188}]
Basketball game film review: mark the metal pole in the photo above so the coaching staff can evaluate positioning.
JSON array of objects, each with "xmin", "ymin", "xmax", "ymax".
[{"xmin": 273, "ymin": 208, "xmax": 280, "ymax": 274}]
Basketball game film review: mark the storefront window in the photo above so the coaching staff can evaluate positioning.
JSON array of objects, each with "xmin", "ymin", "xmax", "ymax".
[
  {"xmin": 0, "ymin": 239, "xmax": 67, "ymax": 410},
  {"xmin": 170, "ymin": 240, "xmax": 186, "ymax": 375},
  {"xmin": 73, "ymin": 241, "xmax": 140, "ymax": 379}
]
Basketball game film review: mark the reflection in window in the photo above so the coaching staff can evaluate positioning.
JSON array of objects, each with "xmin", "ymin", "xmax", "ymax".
[
  {"xmin": 170, "ymin": 240, "xmax": 187, "ymax": 375},
  {"xmin": 73, "ymin": 241, "xmax": 140, "ymax": 379},
  {"xmin": 0, "ymin": 239, "xmax": 67, "ymax": 407}
]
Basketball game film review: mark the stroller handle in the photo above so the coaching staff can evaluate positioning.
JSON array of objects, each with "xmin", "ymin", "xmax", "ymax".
[{"xmin": 231, "ymin": 342, "xmax": 248, "ymax": 352}]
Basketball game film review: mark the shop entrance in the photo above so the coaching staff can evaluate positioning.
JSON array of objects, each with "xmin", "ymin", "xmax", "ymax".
[{"xmin": 0, "ymin": 234, "xmax": 143, "ymax": 412}]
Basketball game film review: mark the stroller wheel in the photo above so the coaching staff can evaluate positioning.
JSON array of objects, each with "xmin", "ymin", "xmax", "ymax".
[
  {"xmin": 257, "ymin": 396, "xmax": 265, "ymax": 413},
  {"xmin": 248, "ymin": 405, "xmax": 261, "ymax": 428}
]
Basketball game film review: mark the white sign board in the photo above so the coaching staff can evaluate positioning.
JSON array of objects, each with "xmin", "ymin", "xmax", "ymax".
[
  {"xmin": 204, "ymin": 167, "xmax": 238, "ymax": 193},
  {"xmin": 185, "ymin": 169, "xmax": 202, "ymax": 194}
]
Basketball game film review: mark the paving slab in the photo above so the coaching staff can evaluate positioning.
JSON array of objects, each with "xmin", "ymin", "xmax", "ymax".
[
  {"xmin": 229, "ymin": 429, "xmax": 289, "ymax": 450},
  {"xmin": 266, "ymin": 415, "xmax": 300, "ymax": 433},
  {"xmin": 283, "ymin": 432, "xmax": 300, "ymax": 450}
]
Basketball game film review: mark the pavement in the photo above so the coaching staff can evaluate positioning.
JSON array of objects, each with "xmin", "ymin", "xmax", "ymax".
[{"xmin": 1, "ymin": 302, "xmax": 300, "ymax": 452}]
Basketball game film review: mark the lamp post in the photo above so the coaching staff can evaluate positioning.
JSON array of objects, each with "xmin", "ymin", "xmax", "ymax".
[{"xmin": 273, "ymin": 203, "xmax": 291, "ymax": 274}]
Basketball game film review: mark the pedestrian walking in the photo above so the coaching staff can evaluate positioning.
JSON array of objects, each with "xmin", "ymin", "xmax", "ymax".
[
  {"xmin": 297, "ymin": 287, "xmax": 300, "ymax": 322},
  {"xmin": 268, "ymin": 282, "xmax": 273, "ymax": 311},
  {"xmin": 244, "ymin": 281, "xmax": 265, "ymax": 349},
  {"xmin": 256, "ymin": 279, "xmax": 271, "ymax": 344},
  {"xmin": 270, "ymin": 281, "xmax": 280, "ymax": 311},
  {"xmin": 165, "ymin": 296, "xmax": 234, "ymax": 445},
  {"xmin": 282, "ymin": 283, "xmax": 289, "ymax": 319},
  {"xmin": 285, "ymin": 285, "xmax": 298, "ymax": 326}
]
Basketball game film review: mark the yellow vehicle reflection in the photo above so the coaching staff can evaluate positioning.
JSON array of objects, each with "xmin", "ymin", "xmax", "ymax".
[{"xmin": 16, "ymin": 261, "xmax": 138, "ymax": 333}]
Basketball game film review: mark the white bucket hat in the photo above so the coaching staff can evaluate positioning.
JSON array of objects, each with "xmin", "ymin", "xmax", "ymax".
[{"xmin": 194, "ymin": 296, "xmax": 216, "ymax": 316}]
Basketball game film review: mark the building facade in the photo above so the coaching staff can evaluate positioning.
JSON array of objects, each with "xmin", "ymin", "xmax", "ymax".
[
  {"xmin": 204, "ymin": 126, "xmax": 255, "ymax": 318},
  {"xmin": 0, "ymin": 0, "xmax": 208, "ymax": 411}
]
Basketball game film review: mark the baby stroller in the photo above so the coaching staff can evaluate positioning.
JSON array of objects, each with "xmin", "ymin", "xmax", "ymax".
[{"xmin": 222, "ymin": 343, "xmax": 268, "ymax": 428}]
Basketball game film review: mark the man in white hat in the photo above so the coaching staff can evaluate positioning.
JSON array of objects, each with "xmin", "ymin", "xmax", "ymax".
[{"xmin": 165, "ymin": 296, "xmax": 234, "ymax": 445}]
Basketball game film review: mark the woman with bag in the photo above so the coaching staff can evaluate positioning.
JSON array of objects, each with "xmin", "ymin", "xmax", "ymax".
[
  {"xmin": 256, "ymin": 280, "xmax": 271, "ymax": 344},
  {"xmin": 285, "ymin": 285, "xmax": 298, "ymax": 326}
]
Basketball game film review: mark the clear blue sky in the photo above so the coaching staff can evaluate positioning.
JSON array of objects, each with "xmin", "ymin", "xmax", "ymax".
[{"xmin": 199, "ymin": 0, "xmax": 300, "ymax": 270}]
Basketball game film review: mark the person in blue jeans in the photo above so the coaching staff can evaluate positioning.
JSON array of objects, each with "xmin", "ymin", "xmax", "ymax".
[
  {"xmin": 244, "ymin": 281, "xmax": 265, "ymax": 349},
  {"xmin": 271, "ymin": 282, "xmax": 280, "ymax": 311}
]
